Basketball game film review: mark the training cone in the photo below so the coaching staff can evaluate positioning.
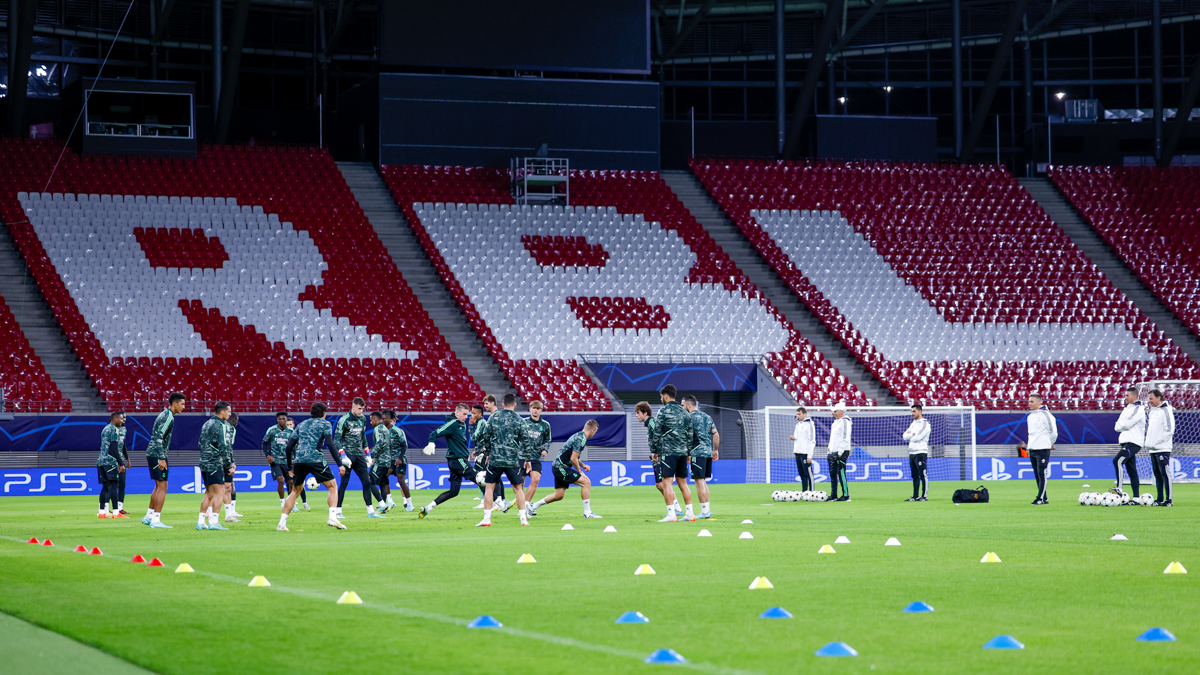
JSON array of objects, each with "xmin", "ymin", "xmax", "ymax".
[
  {"xmin": 561, "ymin": 524, "xmax": 574, "ymax": 531},
  {"xmin": 41, "ymin": 540, "xmax": 53, "ymax": 547},
  {"xmin": 467, "ymin": 615, "xmax": 502, "ymax": 629},
  {"xmin": 175, "ymin": 563, "xmax": 194, "ymax": 573},
  {"xmin": 835, "ymin": 535, "xmax": 851, "ymax": 544},
  {"xmin": 88, "ymin": 547, "xmax": 102, "ymax": 555},
  {"xmin": 748, "ymin": 576, "xmax": 774, "ymax": 590},
  {"xmin": 1111, "ymin": 534, "xmax": 1129, "ymax": 541},
  {"xmin": 815, "ymin": 642, "xmax": 858, "ymax": 657},
  {"xmin": 980, "ymin": 552, "xmax": 1002, "ymax": 563},
  {"xmin": 517, "ymin": 553, "xmax": 537, "ymax": 564},
  {"xmin": 603, "ymin": 525, "xmax": 617, "ymax": 533},
  {"xmin": 644, "ymin": 649, "xmax": 686, "ymax": 664},
  {"xmin": 27, "ymin": 537, "xmax": 38, "ymax": 544},
  {"xmin": 902, "ymin": 601, "xmax": 935, "ymax": 613},
  {"xmin": 130, "ymin": 555, "xmax": 146, "ymax": 563},
  {"xmin": 697, "ymin": 529, "xmax": 712, "ymax": 537},
  {"xmin": 741, "ymin": 519, "xmax": 753, "ymax": 524},
  {"xmin": 147, "ymin": 558, "xmax": 164, "ymax": 567},
  {"xmin": 885, "ymin": 537, "xmax": 902, "ymax": 546},
  {"xmin": 740, "ymin": 531, "xmax": 754, "ymax": 540},
  {"xmin": 248, "ymin": 575, "xmax": 271, "ymax": 587},
  {"xmin": 73, "ymin": 545, "xmax": 87, "ymax": 553},
  {"xmin": 634, "ymin": 564, "xmax": 656, "ymax": 576},
  {"xmin": 336, "ymin": 591, "xmax": 363, "ymax": 605},
  {"xmin": 982, "ymin": 635, "xmax": 1024, "ymax": 650},
  {"xmin": 615, "ymin": 611, "xmax": 650, "ymax": 624},
  {"xmin": 1164, "ymin": 562, "xmax": 1187, "ymax": 574},
  {"xmin": 819, "ymin": 544, "xmax": 836, "ymax": 554},
  {"xmin": 759, "ymin": 607, "xmax": 793, "ymax": 619},
  {"xmin": 1136, "ymin": 628, "xmax": 1177, "ymax": 642}
]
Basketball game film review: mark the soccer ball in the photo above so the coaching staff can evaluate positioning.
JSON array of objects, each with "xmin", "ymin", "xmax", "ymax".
[
  {"xmin": 305, "ymin": 477, "xmax": 318, "ymax": 491},
  {"xmin": 772, "ymin": 490, "xmax": 784, "ymax": 502},
  {"xmin": 475, "ymin": 470, "xmax": 487, "ymax": 485},
  {"xmin": 1119, "ymin": 492, "xmax": 1131, "ymax": 505},
  {"xmin": 802, "ymin": 491, "xmax": 814, "ymax": 501},
  {"xmin": 1078, "ymin": 492, "xmax": 1089, "ymax": 505},
  {"xmin": 1099, "ymin": 493, "xmax": 1113, "ymax": 507},
  {"xmin": 815, "ymin": 490, "xmax": 828, "ymax": 502},
  {"xmin": 1086, "ymin": 493, "xmax": 1101, "ymax": 506},
  {"xmin": 1139, "ymin": 494, "xmax": 1154, "ymax": 506},
  {"xmin": 788, "ymin": 491, "xmax": 800, "ymax": 502}
]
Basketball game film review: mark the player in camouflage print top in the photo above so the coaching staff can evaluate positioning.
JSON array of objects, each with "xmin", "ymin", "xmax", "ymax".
[
  {"xmin": 263, "ymin": 411, "xmax": 298, "ymax": 509},
  {"xmin": 472, "ymin": 393, "xmax": 533, "ymax": 527},
  {"xmin": 280, "ymin": 402, "xmax": 350, "ymax": 531},
  {"xmin": 469, "ymin": 399, "xmax": 506, "ymax": 508},
  {"xmin": 388, "ymin": 418, "xmax": 413, "ymax": 511},
  {"xmin": 367, "ymin": 411, "xmax": 389, "ymax": 508},
  {"xmin": 636, "ymin": 401, "xmax": 681, "ymax": 518},
  {"xmin": 651, "ymin": 384, "xmax": 695, "ymax": 522},
  {"xmin": 683, "ymin": 395, "xmax": 720, "ymax": 520},
  {"xmin": 96, "ymin": 411, "xmax": 127, "ymax": 518},
  {"xmin": 521, "ymin": 401, "xmax": 552, "ymax": 504},
  {"xmin": 334, "ymin": 397, "xmax": 378, "ymax": 520},
  {"xmin": 222, "ymin": 411, "xmax": 242, "ymax": 522},
  {"xmin": 418, "ymin": 403, "xmax": 476, "ymax": 518},
  {"xmin": 527, "ymin": 420, "xmax": 601, "ymax": 518},
  {"xmin": 196, "ymin": 402, "xmax": 233, "ymax": 530},
  {"xmin": 143, "ymin": 392, "xmax": 186, "ymax": 528}
]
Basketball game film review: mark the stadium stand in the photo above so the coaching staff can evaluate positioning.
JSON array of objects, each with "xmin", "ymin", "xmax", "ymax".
[
  {"xmin": 692, "ymin": 158, "xmax": 1198, "ymax": 410},
  {"xmin": 0, "ymin": 291, "xmax": 67, "ymax": 411},
  {"xmin": 382, "ymin": 165, "xmax": 865, "ymax": 409},
  {"xmin": 0, "ymin": 138, "xmax": 483, "ymax": 411}
]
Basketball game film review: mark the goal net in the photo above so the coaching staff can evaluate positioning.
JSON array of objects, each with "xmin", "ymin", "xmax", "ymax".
[
  {"xmin": 739, "ymin": 405, "xmax": 977, "ymax": 484},
  {"xmin": 1134, "ymin": 381, "xmax": 1200, "ymax": 484}
]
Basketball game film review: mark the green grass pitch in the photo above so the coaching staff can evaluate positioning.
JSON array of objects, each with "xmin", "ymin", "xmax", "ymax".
[{"xmin": 0, "ymin": 480, "xmax": 1197, "ymax": 674}]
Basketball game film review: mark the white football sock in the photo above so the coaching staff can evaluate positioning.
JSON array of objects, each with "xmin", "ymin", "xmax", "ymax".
[
  {"xmin": 533, "ymin": 499, "xmax": 547, "ymax": 509},
  {"xmin": 152, "ymin": 512, "xmax": 161, "ymax": 523},
  {"xmin": 117, "ymin": 501, "xmax": 124, "ymax": 511},
  {"xmin": 582, "ymin": 498, "xmax": 592, "ymax": 514},
  {"xmin": 404, "ymin": 497, "xmax": 412, "ymax": 506},
  {"xmin": 197, "ymin": 512, "xmax": 205, "ymax": 525},
  {"xmin": 425, "ymin": 501, "xmax": 437, "ymax": 512},
  {"xmin": 207, "ymin": 512, "xmax": 218, "ymax": 526},
  {"xmin": 279, "ymin": 513, "xmax": 288, "ymax": 527},
  {"xmin": 700, "ymin": 501, "xmax": 710, "ymax": 513},
  {"xmin": 146, "ymin": 507, "xmax": 155, "ymax": 518},
  {"xmin": 387, "ymin": 495, "xmax": 396, "ymax": 505},
  {"xmin": 328, "ymin": 507, "xmax": 338, "ymax": 520},
  {"xmin": 367, "ymin": 505, "xmax": 375, "ymax": 515},
  {"xmin": 231, "ymin": 500, "xmax": 238, "ymax": 512},
  {"xmin": 481, "ymin": 510, "xmax": 492, "ymax": 523},
  {"xmin": 685, "ymin": 503, "xmax": 695, "ymax": 516}
]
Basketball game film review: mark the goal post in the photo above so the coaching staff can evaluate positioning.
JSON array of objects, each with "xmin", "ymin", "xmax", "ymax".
[
  {"xmin": 1134, "ymin": 381, "xmax": 1200, "ymax": 484},
  {"xmin": 740, "ymin": 405, "xmax": 977, "ymax": 485}
]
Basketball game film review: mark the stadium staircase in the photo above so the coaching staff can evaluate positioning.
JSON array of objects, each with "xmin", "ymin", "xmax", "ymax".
[
  {"xmin": 1020, "ymin": 177, "xmax": 1200, "ymax": 368},
  {"xmin": 660, "ymin": 170, "xmax": 896, "ymax": 404},
  {"xmin": 336, "ymin": 162, "xmax": 517, "ymax": 399},
  {"xmin": 0, "ymin": 226, "xmax": 104, "ymax": 411}
]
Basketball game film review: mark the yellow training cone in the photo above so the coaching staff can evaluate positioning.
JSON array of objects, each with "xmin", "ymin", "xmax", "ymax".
[
  {"xmin": 1164, "ymin": 562, "xmax": 1187, "ymax": 574},
  {"xmin": 248, "ymin": 575, "xmax": 271, "ymax": 587},
  {"xmin": 634, "ymin": 564, "xmax": 656, "ymax": 576},
  {"xmin": 749, "ymin": 576, "xmax": 774, "ymax": 590},
  {"xmin": 337, "ymin": 591, "xmax": 363, "ymax": 605},
  {"xmin": 818, "ymin": 544, "xmax": 836, "ymax": 554},
  {"xmin": 517, "ymin": 553, "xmax": 537, "ymax": 564},
  {"xmin": 980, "ymin": 552, "xmax": 1001, "ymax": 563},
  {"xmin": 175, "ymin": 563, "xmax": 194, "ymax": 573}
]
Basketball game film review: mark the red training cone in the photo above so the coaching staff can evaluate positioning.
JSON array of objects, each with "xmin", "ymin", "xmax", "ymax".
[
  {"xmin": 89, "ymin": 547, "xmax": 102, "ymax": 555},
  {"xmin": 147, "ymin": 558, "xmax": 164, "ymax": 567},
  {"xmin": 130, "ymin": 554, "xmax": 146, "ymax": 563},
  {"xmin": 74, "ymin": 545, "xmax": 87, "ymax": 552},
  {"xmin": 27, "ymin": 537, "xmax": 38, "ymax": 544},
  {"xmin": 41, "ymin": 540, "xmax": 53, "ymax": 546}
]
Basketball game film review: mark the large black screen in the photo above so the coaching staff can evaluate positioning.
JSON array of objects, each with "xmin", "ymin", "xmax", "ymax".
[{"xmin": 379, "ymin": 0, "xmax": 649, "ymax": 74}]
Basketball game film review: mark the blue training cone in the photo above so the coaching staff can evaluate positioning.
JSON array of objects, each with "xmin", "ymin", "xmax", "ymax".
[
  {"xmin": 815, "ymin": 642, "xmax": 858, "ymax": 657},
  {"xmin": 759, "ymin": 607, "xmax": 794, "ymax": 619},
  {"xmin": 644, "ymin": 649, "xmax": 686, "ymax": 664},
  {"xmin": 902, "ymin": 601, "xmax": 935, "ymax": 613},
  {"xmin": 615, "ymin": 611, "xmax": 650, "ymax": 624},
  {"xmin": 1137, "ymin": 628, "xmax": 1177, "ymax": 642},
  {"xmin": 467, "ymin": 615, "xmax": 502, "ymax": 629},
  {"xmin": 983, "ymin": 635, "xmax": 1024, "ymax": 650}
]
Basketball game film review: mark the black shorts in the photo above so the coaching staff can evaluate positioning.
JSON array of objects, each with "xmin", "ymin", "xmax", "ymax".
[
  {"xmin": 147, "ymin": 456, "xmax": 169, "ymax": 482},
  {"xmin": 97, "ymin": 465, "xmax": 119, "ymax": 483},
  {"xmin": 201, "ymin": 468, "xmax": 225, "ymax": 486},
  {"xmin": 448, "ymin": 457, "xmax": 475, "ymax": 480},
  {"xmin": 553, "ymin": 463, "xmax": 582, "ymax": 490},
  {"xmin": 485, "ymin": 464, "xmax": 524, "ymax": 487},
  {"xmin": 293, "ymin": 462, "xmax": 334, "ymax": 487},
  {"xmin": 524, "ymin": 459, "xmax": 543, "ymax": 474},
  {"xmin": 652, "ymin": 457, "xmax": 664, "ymax": 483},
  {"xmin": 270, "ymin": 462, "xmax": 291, "ymax": 480},
  {"xmin": 660, "ymin": 455, "xmax": 689, "ymax": 479},
  {"xmin": 392, "ymin": 459, "xmax": 407, "ymax": 476},
  {"xmin": 690, "ymin": 456, "xmax": 713, "ymax": 480}
]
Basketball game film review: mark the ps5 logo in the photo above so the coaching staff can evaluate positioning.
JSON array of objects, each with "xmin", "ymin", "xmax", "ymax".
[
  {"xmin": 982, "ymin": 458, "xmax": 1012, "ymax": 481},
  {"xmin": 2, "ymin": 471, "xmax": 88, "ymax": 493},
  {"xmin": 601, "ymin": 462, "xmax": 634, "ymax": 487},
  {"xmin": 407, "ymin": 464, "xmax": 431, "ymax": 490}
]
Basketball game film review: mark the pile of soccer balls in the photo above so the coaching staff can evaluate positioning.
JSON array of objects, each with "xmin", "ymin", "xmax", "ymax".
[
  {"xmin": 1078, "ymin": 490, "xmax": 1154, "ymax": 506},
  {"xmin": 772, "ymin": 490, "xmax": 829, "ymax": 502}
]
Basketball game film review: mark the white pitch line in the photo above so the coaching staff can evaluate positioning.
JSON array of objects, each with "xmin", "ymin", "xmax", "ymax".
[{"xmin": 3, "ymin": 535, "xmax": 766, "ymax": 675}]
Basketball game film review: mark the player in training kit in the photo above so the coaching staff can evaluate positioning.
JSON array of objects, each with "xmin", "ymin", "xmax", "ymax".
[
  {"xmin": 419, "ymin": 403, "xmax": 476, "ymax": 517},
  {"xmin": 682, "ymin": 395, "xmax": 720, "ymax": 519},
  {"xmin": 143, "ymin": 393, "xmax": 186, "ymax": 528},
  {"xmin": 903, "ymin": 404, "xmax": 931, "ymax": 501},
  {"xmin": 475, "ymin": 397, "xmax": 507, "ymax": 510},
  {"xmin": 1026, "ymin": 394, "xmax": 1057, "ymax": 505},
  {"xmin": 222, "ymin": 412, "xmax": 242, "ymax": 522},
  {"xmin": 113, "ymin": 412, "xmax": 131, "ymax": 516},
  {"xmin": 467, "ymin": 404, "xmax": 492, "ymax": 509},
  {"xmin": 528, "ymin": 420, "xmax": 601, "ymax": 518},
  {"xmin": 521, "ymin": 400, "xmax": 552, "ymax": 505},
  {"xmin": 1113, "ymin": 386, "xmax": 1146, "ymax": 499},
  {"xmin": 827, "ymin": 402, "xmax": 852, "ymax": 502},
  {"xmin": 636, "ymin": 401, "xmax": 682, "ymax": 517},
  {"xmin": 651, "ymin": 384, "xmax": 695, "ymax": 522},
  {"xmin": 790, "ymin": 407, "xmax": 815, "ymax": 491},
  {"xmin": 287, "ymin": 417, "xmax": 310, "ymax": 510},
  {"xmin": 335, "ymin": 397, "xmax": 378, "ymax": 520},
  {"xmin": 389, "ymin": 414, "xmax": 413, "ymax": 511},
  {"xmin": 197, "ymin": 402, "xmax": 233, "ymax": 530},
  {"xmin": 366, "ymin": 411, "xmax": 389, "ymax": 508},
  {"xmin": 473, "ymin": 393, "xmax": 532, "ymax": 527},
  {"xmin": 263, "ymin": 412, "xmax": 299, "ymax": 511},
  {"xmin": 1145, "ymin": 389, "xmax": 1175, "ymax": 507},
  {"xmin": 280, "ymin": 402, "xmax": 351, "ymax": 531},
  {"xmin": 97, "ymin": 411, "xmax": 128, "ymax": 519}
]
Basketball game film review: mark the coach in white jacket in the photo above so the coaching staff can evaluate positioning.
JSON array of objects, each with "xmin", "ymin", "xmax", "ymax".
[
  {"xmin": 1144, "ymin": 389, "xmax": 1175, "ymax": 506},
  {"xmin": 903, "ymin": 404, "xmax": 931, "ymax": 502},
  {"xmin": 789, "ymin": 407, "xmax": 816, "ymax": 491},
  {"xmin": 1113, "ymin": 386, "xmax": 1146, "ymax": 498},
  {"xmin": 1026, "ymin": 394, "xmax": 1057, "ymax": 505},
  {"xmin": 826, "ymin": 402, "xmax": 852, "ymax": 502}
]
